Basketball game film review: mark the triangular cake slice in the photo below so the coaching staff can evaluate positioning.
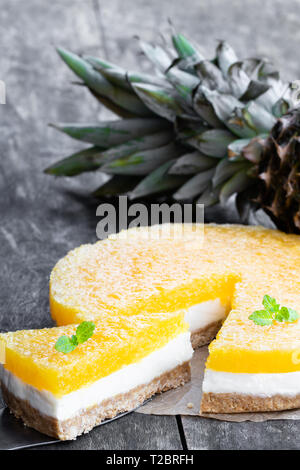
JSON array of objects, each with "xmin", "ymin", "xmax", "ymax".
[
  {"xmin": 201, "ymin": 283, "xmax": 300, "ymax": 413},
  {"xmin": 0, "ymin": 311, "xmax": 192, "ymax": 440}
]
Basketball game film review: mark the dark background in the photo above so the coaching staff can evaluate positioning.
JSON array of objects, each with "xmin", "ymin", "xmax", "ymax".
[{"xmin": 1, "ymin": 0, "xmax": 300, "ymax": 450}]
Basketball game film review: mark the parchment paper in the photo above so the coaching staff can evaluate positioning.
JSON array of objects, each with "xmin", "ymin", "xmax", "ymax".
[{"xmin": 137, "ymin": 347, "xmax": 300, "ymax": 422}]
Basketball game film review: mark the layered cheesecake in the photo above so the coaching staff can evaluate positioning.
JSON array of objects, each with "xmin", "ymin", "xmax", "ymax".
[
  {"xmin": 50, "ymin": 223, "xmax": 300, "ymax": 414},
  {"xmin": 1, "ymin": 223, "xmax": 300, "ymax": 440},
  {"xmin": 0, "ymin": 311, "xmax": 192, "ymax": 440}
]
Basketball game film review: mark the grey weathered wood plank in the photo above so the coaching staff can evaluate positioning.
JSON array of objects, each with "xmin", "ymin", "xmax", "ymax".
[
  {"xmin": 181, "ymin": 416, "xmax": 300, "ymax": 450},
  {"xmin": 32, "ymin": 413, "xmax": 182, "ymax": 450}
]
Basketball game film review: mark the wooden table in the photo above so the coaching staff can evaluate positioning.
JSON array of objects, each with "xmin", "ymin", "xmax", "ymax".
[{"xmin": 1, "ymin": 0, "xmax": 300, "ymax": 450}]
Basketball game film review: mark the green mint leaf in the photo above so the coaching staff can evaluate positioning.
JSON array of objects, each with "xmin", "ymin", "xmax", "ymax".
[
  {"xmin": 275, "ymin": 307, "xmax": 299, "ymax": 323},
  {"xmin": 55, "ymin": 322, "xmax": 95, "ymax": 354},
  {"xmin": 76, "ymin": 321, "xmax": 96, "ymax": 344},
  {"xmin": 71, "ymin": 335, "xmax": 78, "ymax": 346},
  {"xmin": 286, "ymin": 308, "xmax": 300, "ymax": 322},
  {"xmin": 275, "ymin": 307, "xmax": 289, "ymax": 322},
  {"xmin": 55, "ymin": 335, "xmax": 77, "ymax": 354},
  {"xmin": 248, "ymin": 310, "xmax": 273, "ymax": 326},
  {"xmin": 262, "ymin": 295, "xmax": 279, "ymax": 314}
]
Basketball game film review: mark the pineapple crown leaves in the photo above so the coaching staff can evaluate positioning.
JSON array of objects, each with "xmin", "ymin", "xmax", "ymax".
[{"xmin": 46, "ymin": 30, "xmax": 300, "ymax": 232}]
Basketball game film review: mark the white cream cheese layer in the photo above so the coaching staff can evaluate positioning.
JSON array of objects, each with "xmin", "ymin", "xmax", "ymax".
[
  {"xmin": 203, "ymin": 369, "xmax": 300, "ymax": 397},
  {"xmin": 185, "ymin": 298, "xmax": 226, "ymax": 332},
  {"xmin": 0, "ymin": 332, "xmax": 193, "ymax": 421}
]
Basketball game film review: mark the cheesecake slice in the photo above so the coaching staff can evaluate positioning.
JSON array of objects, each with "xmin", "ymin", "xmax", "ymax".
[
  {"xmin": 0, "ymin": 311, "xmax": 192, "ymax": 440},
  {"xmin": 201, "ymin": 284, "xmax": 300, "ymax": 413}
]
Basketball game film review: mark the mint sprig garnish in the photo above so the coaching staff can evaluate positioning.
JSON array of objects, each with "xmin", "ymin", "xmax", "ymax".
[
  {"xmin": 55, "ymin": 335, "xmax": 78, "ymax": 354},
  {"xmin": 55, "ymin": 321, "xmax": 95, "ymax": 354},
  {"xmin": 76, "ymin": 321, "xmax": 96, "ymax": 344},
  {"xmin": 275, "ymin": 306, "xmax": 299, "ymax": 323},
  {"xmin": 262, "ymin": 295, "xmax": 280, "ymax": 314},
  {"xmin": 249, "ymin": 295, "xmax": 299, "ymax": 326}
]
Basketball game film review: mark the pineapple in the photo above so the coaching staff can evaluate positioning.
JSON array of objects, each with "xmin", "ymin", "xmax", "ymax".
[{"xmin": 45, "ymin": 31, "xmax": 300, "ymax": 233}]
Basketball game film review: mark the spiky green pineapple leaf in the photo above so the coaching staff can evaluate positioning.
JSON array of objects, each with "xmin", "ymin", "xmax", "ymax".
[
  {"xmin": 47, "ymin": 130, "xmax": 174, "ymax": 178},
  {"xmin": 226, "ymin": 103, "xmax": 275, "ymax": 138},
  {"xmin": 100, "ymin": 130, "xmax": 174, "ymax": 165},
  {"xmin": 258, "ymin": 61, "xmax": 280, "ymax": 81},
  {"xmin": 101, "ymin": 142, "xmax": 183, "ymax": 175},
  {"xmin": 197, "ymin": 60, "xmax": 229, "ymax": 93},
  {"xmin": 85, "ymin": 56, "xmax": 133, "ymax": 92},
  {"xmin": 168, "ymin": 151, "xmax": 216, "ymax": 175},
  {"xmin": 130, "ymin": 82, "xmax": 186, "ymax": 121},
  {"xmin": 201, "ymin": 86, "xmax": 243, "ymax": 122},
  {"xmin": 193, "ymin": 88, "xmax": 225, "ymax": 128},
  {"xmin": 220, "ymin": 168, "xmax": 254, "ymax": 204},
  {"xmin": 272, "ymin": 98, "xmax": 289, "ymax": 118},
  {"xmin": 226, "ymin": 108, "xmax": 257, "ymax": 138},
  {"xmin": 216, "ymin": 41, "xmax": 238, "ymax": 76},
  {"xmin": 44, "ymin": 147, "xmax": 104, "ymax": 176},
  {"xmin": 174, "ymin": 118, "xmax": 208, "ymax": 141},
  {"xmin": 227, "ymin": 138, "xmax": 253, "ymax": 160},
  {"xmin": 49, "ymin": 119, "xmax": 171, "ymax": 147},
  {"xmin": 139, "ymin": 40, "xmax": 172, "ymax": 72},
  {"xmin": 240, "ymin": 80, "xmax": 270, "ymax": 101},
  {"xmin": 241, "ymin": 135, "xmax": 267, "ymax": 163},
  {"xmin": 227, "ymin": 61, "xmax": 250, "ymax": 98},
  {"xmin": 239, "ymin": 58, "xmax": 262, "ymax": 78},
  {"xmin": 129, "ymin": 160, "xmax": 187, "ymax": 199},
  {"xmin": 244, "ymin": 102, "xmax": 277, "ymax": 133},
  {"xmin": 187, "ymin": 129, "xmax": 235, "ymax": 157},
  {"xmin": 87, "ymin": 55, "xmax": 174, "ymax": 92},
  {"xmin": 57, "ymin": 47, "xmax": 152, "ymax": 117},
  {"xmin": 197, "ymin": 183, "xmax": 222, "ymax": 206},
  {"xmin": 213, "ymin": 158, "xmax": 251, "ymax": 188},
  {"xmin": 173, "ymin": 168, "xmax": 215, "ymax": 200},
  {"xmin": 171, "ymin": 32, "xmax": 203, "ymax": 61},
  {"xmin": 165, "ymin": 68, "xmax": 200, "ymax": 101},
  {"xmin": 127, "ymin": 70, "xmax": 173, "ymax": 89},
  {"xmin": 84, "ymin": 55, "xmax": 119, "ymax": 71},
  {"xmin": 93, "ymin": 175, "xmax": 142, "ymax": 197},
  {"xmin": 88, "ymin": 89, "xmax": 140, "ymax": 118},
  {"xmin": 169, "ymin": 29, "xmax": 204, "ymax": 72},
  {"xmin": 255, "ymin": 79, "xmax": 288, "ymax": 113}
]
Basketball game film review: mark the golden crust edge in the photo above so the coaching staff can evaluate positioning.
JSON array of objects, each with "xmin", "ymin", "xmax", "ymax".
[{"xmin": 201, "ymin": 392, "xmax": 300, "ymax": 414}]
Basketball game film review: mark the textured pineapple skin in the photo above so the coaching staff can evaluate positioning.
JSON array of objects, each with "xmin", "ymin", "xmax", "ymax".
[{"xmin": 50, "ymin": 223, "xmax": 300, "ymax": 373}]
